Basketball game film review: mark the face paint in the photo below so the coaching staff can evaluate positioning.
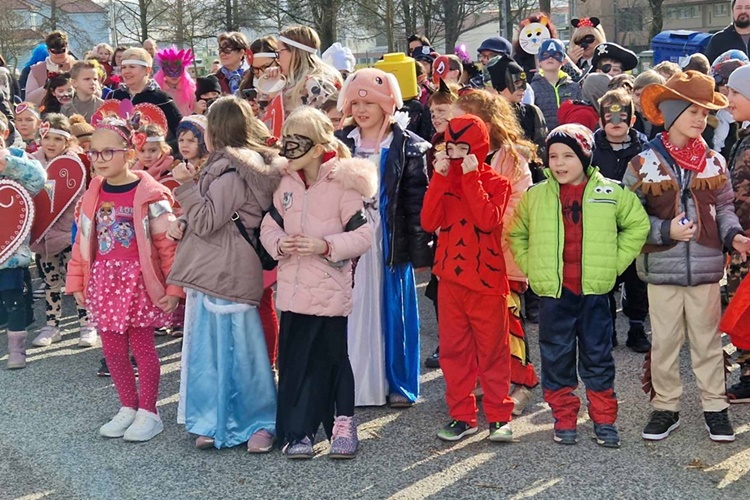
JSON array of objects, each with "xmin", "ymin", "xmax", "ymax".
[
  {"xmin": 280, "ymin": 134, "xmax": 315, "ymax": 159},
  {"xmin": 600, "ymin": 102, "xmax": 633, "ymax": 125}
]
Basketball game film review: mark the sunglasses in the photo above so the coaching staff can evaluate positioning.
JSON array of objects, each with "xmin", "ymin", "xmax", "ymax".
[{"xmin": 48, "ymin": 46, "xmax": 67, "ymax": 55}]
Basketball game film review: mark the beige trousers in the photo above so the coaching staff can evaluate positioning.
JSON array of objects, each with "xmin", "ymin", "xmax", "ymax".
[{"xmin": 647, "ymin": 283, "xmax": 728, "ymax": 412}]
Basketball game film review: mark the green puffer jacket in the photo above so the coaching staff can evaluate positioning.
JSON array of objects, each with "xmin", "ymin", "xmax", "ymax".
[{"xmin": 508, "ymin": 166, "xmax": 650, "ymax": 298}]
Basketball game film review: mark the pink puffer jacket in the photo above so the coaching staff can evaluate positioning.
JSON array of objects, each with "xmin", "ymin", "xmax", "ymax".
[
  {"xmin": 491, "ymin": 146, "xmax": 533, "ymax": 284},
  {"xmin": 260, "ymin": 156, "xmax": 376, "ymax": 317}
]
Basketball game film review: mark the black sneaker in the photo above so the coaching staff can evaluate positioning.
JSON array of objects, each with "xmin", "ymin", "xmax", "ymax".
[
  {"xmin": 425, "ymin": 347, "xmax": 440, "ymax": 369},
  {"xmin": 626, "ymin": 324, "xmax": 651, "ymax": 353},
  {"xmin": 705, "ymin": 409, "xmax": 735, "ymax": 442},
  {"xmin": 727, "ymin": 376, "xmax": 750, "ymax": 404},
  {"xmin": 97, "ymin": 358, "xmax": 110, "ymax": 377},
  {"xmin": 642, "ymin": 410, "xmax": 680, "ymax": 441},
  {"xmin": 612, "ymin": 328, "xmax": 618, "ymax": 348},
  {"xmin": 436, "ymin": 420, "xmax": 478, "ymax": 442}
]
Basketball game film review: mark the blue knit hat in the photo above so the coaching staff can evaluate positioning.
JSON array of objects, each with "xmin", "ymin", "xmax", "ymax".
[{"xmin": 477, "ymin": 37, "xmax": 512, "ymax": 56}]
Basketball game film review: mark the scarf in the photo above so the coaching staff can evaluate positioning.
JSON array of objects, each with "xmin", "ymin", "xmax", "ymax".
[
  {"xmin": 220, "ymin": 66, "xmax": 245, "ymax": 94},
  {"xmin": 659, "ymin": 132, "xmax": 708, "ymax": 173}
]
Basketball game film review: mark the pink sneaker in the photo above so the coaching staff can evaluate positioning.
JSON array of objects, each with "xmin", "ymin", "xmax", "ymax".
[{"xmin": 247, "ymin": 429, "xmax": 274, "ymax": 453}]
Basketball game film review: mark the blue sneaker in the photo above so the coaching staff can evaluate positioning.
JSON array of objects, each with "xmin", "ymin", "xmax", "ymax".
[
  {"xmin": 553, "ymin": 429, "xmax": 578, "ymax": 445},
  {"xmin": 594, "ymin": 423, "xmax": 621, "ymax": 448}
]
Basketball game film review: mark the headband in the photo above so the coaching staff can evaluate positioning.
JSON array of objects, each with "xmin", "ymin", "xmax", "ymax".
[
  {"xmin": 254, "ymin": 52, "xmax": 278, "ymax": 59},
  {"xmin": 99, "ymin": 123, "xmax": 132, "ymax": 145},
  {"xmin": 278, "ymin": 36, "xmax": 317, "ymax": 54},
  {"xmin": 15, "ymin": 102, "xmax": 40, "ymax": 119},
  {"xmin": 40, "ymin": 123, "xmax": 71, "ymax": 139},
  {"xmin": 146, "ymin": 136, "xmax": 164, "ymax": 142},
  {"xmin": 121, "ymin": 59, "xmax": 150, "ymax": 67}
]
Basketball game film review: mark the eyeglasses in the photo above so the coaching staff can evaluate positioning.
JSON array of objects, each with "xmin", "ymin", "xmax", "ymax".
[
  {"xmin": 48, "ymin": 46, "xmax": 67, "ymax": 55},
  {"xmin": 86, "ymin": 148, "xmax": 129, "ymax": 162},
  {"xmin": 252, "ymin": 61, "xmax": 277, "ymax": 76}
]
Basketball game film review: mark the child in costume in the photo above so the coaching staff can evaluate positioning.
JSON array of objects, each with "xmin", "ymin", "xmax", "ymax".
[
  {"xmin": 133, "ymin": 124, "xmax": 175, "ymax": 181},
  {"xmin": 176, "ymin": 115, "xmax": 208, "ymax": 172},
  {"xmin": 421, "ymin": 114, "xmax": 515, "ymax": 442},
  {"xmin": 509, "ymin": 124, "xmax": 649, "ymax": 447},
  {"xmin": 623, "ymin": 71, "xmax": 750, "ymax": 442},
  {"xmin": 30, "ymin": 113, "xmax": 97, "ymax": 349},
  {"xmin": 40, "ymin": 73, "xmax": 74, "ymax": 117},
  {"xmin": 66, "ymin": 117, "xmax": 183, "ymax": 441},
  {"xmin": 154, "ymin": 47, "xmax": 196, "ymax": 117},
  {"xmin": 590, "ymin": 43, "xmax": 639, "ymax": 77},
  {"xmin": 168, "ymin": 96, "xmax": 281, "ymax": 451},
  {"xmin": 716, "ymin": 64, "xmax": 750, "ymax": 402},
  {"xmin": 454, "ymin": 90, "xmax": 540, "ymax": 414},
  {"xmin": 260, "ymin": 107, "xmax": 374, "ymax": 459},
  {"xmin": 530, "ymin": 39, "xmax": 582, "ymax": 131},
  {"xmin": 335, "ymin": 68, "xmax": 432, "ymax": 408},
  {"xmin": 591, "ymin": 88, "xmax": 651, "ymax": 353},
  {"xmin": 0, "ymin": 117, "xmax": 46, "ymax": 369},
  {"xmin": 14, "ymin": 102, "xmax": 41, "ymax": 154}
]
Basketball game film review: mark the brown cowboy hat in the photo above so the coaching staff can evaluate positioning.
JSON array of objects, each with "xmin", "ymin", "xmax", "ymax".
[{"xmin": 641, "ymin": 70, "xmax": 728, "ymax": 126}]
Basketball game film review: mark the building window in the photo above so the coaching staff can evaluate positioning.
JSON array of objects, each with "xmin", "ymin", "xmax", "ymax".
[{"xmin": 713, "ymin": 3, "xmax": 728, "ymax": 16}]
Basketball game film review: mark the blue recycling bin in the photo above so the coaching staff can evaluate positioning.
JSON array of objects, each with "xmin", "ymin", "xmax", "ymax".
[{"xmin": 651, "ymin": 30, "xmax": 712, "ymax": 64}]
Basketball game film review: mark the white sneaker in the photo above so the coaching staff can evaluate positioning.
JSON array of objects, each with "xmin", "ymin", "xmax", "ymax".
[
  {"xmin": 32, "ymin": 326, "xmax": 61, "ymax": 347},
  {"xmin": 123, "ymin": 409, "xmax": 164, "ymax": 442},
  {"xmin": 511, "ymin": 386, "xmax": 533, "ymax": 416},
  {"xmin": 99, "ymin": 407, "xmax": 137, "ymax": 438},
  {"xmin": 78, "ymin": 325, "xmax": 98, "ymax": 348}
]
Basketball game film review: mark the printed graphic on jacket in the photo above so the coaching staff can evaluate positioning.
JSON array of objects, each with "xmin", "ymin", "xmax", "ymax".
[{"xmin": 96, "ymin": 201, "xmax": 135, "ymax": 255}]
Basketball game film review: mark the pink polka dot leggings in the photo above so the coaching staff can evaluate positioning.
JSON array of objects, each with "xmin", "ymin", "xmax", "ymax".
[{"xmin": 101, "ymin": 327, "xmax": 160, "ymax": 414}]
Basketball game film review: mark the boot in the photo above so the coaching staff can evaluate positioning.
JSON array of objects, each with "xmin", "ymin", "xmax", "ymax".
[
  {"xmin": 7, "ymin": 330, "xmax": 27, "ymax": 369},
  {"xmin": 626, "ymin": 323, "xmax": 651, "ymax": 353}
]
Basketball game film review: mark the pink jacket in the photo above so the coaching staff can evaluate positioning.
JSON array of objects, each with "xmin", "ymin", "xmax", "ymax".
[
  {"xmin": 66, "ymin": 170, "xmax": 185, "ymax": 303},
  {"xmin": 30, "ymin": 150, "xmax": 84, "ymax": 256},
  {"xmin": 260, "ymin": 156, "xmax": 376, "ymax": 317},
  {"xmin": 132, "ymin": 154, "xmax": 176, "ymax": 182},
  {"xmin": 491, "ymin": 146, "xmax": 533, "ymax": 284}
]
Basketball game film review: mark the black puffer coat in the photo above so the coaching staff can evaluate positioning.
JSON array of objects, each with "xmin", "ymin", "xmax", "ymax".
[{"xmin": 337, "ymin": 123, "xmax": 433, "ymax": 268}]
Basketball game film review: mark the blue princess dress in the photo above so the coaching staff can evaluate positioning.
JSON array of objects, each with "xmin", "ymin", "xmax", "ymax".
[{"xmin": 181, "ymin": 289, "xmax": 277, "ymax": 448}]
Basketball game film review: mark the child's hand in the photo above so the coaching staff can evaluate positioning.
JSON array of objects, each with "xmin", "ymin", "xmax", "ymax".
[
  {"xmin": 295, "ymin": 235, "xmax": 328, "ymax": 256},
  {"xmin": 73, "ymin": 291, "xmax": 85, "ymax": 307},
  {"xmin": 279, "ymin": 236, "xmax": 298, "ymax": 255},
  {"xmin": 157, "ymin": 295, "xmax": 181, "ymax": 313},
  {"xmin": 172, "ymin": 161, "xmax": 197, "ymax": 184},
  {"xmin": 434, "ymin": 152, "xmax": 449, "ymax": 176},
  {"xmin": 733, "ymin": 234, "xmax": 750, "ymax": 261},
  {"xmin": 669, "ymin": 212, "xmax": 696, "ymax": 242},
  {"xmin": 462, "ymin": 154, "xmax": 479, "ymax": 174},
  {"xmin": 167, "ymin": 220, "xmax": 186, "ymax": 241}
]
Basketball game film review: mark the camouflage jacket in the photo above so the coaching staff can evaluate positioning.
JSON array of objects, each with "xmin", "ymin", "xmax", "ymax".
[{"xmin": 729, "ymin": 127, "xmax": 750, "ymax": 231}]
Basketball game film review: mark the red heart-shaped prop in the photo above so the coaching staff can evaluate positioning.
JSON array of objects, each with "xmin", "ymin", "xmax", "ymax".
[
  {"xmin": 31, "ymin": 155, "xmax": 87, "ymax": 245},
  {"xmin": 159, "ymin": 175, "xmax": 181, "ymax": 210},
  {"xmin": 0, "ymin": 179, "xmax": 35, "ymax": 266}
]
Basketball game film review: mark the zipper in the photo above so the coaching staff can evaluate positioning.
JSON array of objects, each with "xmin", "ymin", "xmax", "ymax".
[
  {"xmin": 291, "ymin": 184, "xmax": 310, "ymax": 305},
  {"xmin": 387, "ymin": 142, "xmax": 405, "ymax": 266},
  {"xmin": 555, "ymin": 182, "xmax": 563, "ymax": 297}
]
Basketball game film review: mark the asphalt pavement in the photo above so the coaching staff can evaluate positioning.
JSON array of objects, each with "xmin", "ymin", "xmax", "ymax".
[{"xmin": 2, "ymin": 270, "xmax": 750, "ymax": 499}]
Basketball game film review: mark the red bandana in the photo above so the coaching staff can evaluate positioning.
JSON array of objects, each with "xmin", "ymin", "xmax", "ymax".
[{"xmin": 660, "ymin": 132, "xmax": 708, "ymax": 173}]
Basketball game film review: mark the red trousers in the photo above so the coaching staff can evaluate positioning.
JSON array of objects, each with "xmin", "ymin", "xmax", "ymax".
[
  {"xmin": 438, "ymin": 280, "xmax": 514, "ymax": 425},
  {"xmin": 259, "ymin": 287, "xmax": 279, "ymax": 366},
  {"xmin": 101, "ymin": 327, "xmax": 160, "ymax": 414}
]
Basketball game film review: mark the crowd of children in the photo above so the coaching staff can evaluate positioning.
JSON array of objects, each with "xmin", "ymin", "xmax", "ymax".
[{"xmin": 6, "ymin": 20, "xmax": 750, "ymax": 460}]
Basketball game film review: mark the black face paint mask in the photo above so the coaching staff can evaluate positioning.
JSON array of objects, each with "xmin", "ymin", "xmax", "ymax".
[
  {"xmin": 600, "ymin": 103, "xmax": 633, "ymax": 126},
  {"xmin": 507, "ymin": 71, "xmax": 527, "ymax": 92},
  {"xmin": 280, "ymin": 134, "xmax": 315, "ymax": 159}
]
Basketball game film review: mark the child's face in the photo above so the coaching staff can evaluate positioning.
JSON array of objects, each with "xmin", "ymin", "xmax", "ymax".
[
  {"xmin": 540, "ymin": 56, "xmax": 563, "ymax": 74},
  {"xmin": 325, "ymin": 107, "xmax": 343, "ymax": 129},
  {"xmin": 72, "ymin": 69, "xmax": 99, "ymax": 97},
  {"xmin": 671, "ymin": 104, "xmax": 709, "ymax": 139},
  {"xmin": 41, "ymin": 132, "xmax": 69, "ymax": 160},
  {"xmin": 96, "ymin": 47, "xmax": 112, "ymax": 63},
  {"xmin": 136, "ymin": 142, "xmax": 165, "ymax": 167},
  {"xmin": 351, "ymin": 100, "xmax": 386, "ymax": 133},
  {"xmin": 598, "ymin": 58, "xmax": 623, "ymax": 76},
  {"xmin": 114, "ymin": 50, "xmax": 124, "ymax": 67},
  {"xmin": 430, "ymin": 103, "xmax": 453, "ymax": 134},
  {"xmin": 53, "ymin": 82, "xmax": 74, "ymax": 104},
  {"xmin": 200, "ymin": 91, "xmax": 220, "ymax": 101},
  {"xmin": 417, "ymin": 60, "xmax": 432, "ymax": 77},
  {"xmin": 15, "ymin": 111, "xmax": 39, "ymax": 140},
  {"xmin": 600, "ymin": 106, "xmax": 632, "ymax": 139},
  {"xmin": 79, "ymin": 138, "xmax": 91, "ymax": 151},
  {"xmin": 178, "ymin": 130, "xmax": 200, "ymax": 161},
  {"xmin": 633, "ymin": 88, "xmax": 643, "ymax": 113},
  {"xmin": 548, "ymin": 142, "xmax": 586, "ymax": 185},
  {"xmin": 728, "ymin": 88, "xmax": 750, "ymax": 122},
  {"xmin": 88, "ymin": 129, "xmax": 131, "ymax": 180},
  {"xmin": 501, "ymin": 87, "xmax": 524, "ymax": 104}
]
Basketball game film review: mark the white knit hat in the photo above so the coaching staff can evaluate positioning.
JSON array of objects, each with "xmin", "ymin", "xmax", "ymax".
[{"xmin": 322, "ymin": 42, "xmax": 356, "ymax": 73}]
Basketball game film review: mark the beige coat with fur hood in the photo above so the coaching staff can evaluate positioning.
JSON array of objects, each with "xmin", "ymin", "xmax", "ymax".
[
  {"xmin": 260, "ymin": 156, "xmax": 376, "ymax": 317},
  {"xmin": 168, "ymin": 147, "xmax": 283, "ymax": 305}
]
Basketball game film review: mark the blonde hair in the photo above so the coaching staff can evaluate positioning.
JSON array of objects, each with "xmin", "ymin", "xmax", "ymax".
[
  {"xmin": 70, "ymin": 59, "xmax": 100, "ymax": 80},
  {"xmin": 279, "ymin": 26, "xmax": 343, "ymax": 108},
  {"xmin": 207, "ymin": 96, "xmax": 279, "ymax": 157},
  {"xmin": 121, "ymin": 48, "xmax": 153, "ymax": 69},
  {"xmin": 653, "ymin": 61, "xmax": 680, "ymax": 79},
  {"xmin": 283, "ymin": 107, "xmax": 352, "ymax": 159},
  {"xmin": 455, "ymin": 91, "xmax": 538, "ymax": 180},
  {"xmin": 95, "ymin": 43, "xmax": 114, "ymax": 56},
  {"xmin": 139, "ymin": 124, "xmax": 171, "ymax": 154}
]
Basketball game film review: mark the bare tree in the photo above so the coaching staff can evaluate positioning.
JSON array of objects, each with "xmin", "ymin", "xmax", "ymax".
[
  {"xmin": 0, "ymin": 8, "xmax": 35, "ymax": 69},
  {"xmin": 648, "ymin": 0, "xmax": 664, "ymax": 40},
  {"xmin": 113, "ymin": 0, "xmax": 170, "ymax": 43}
]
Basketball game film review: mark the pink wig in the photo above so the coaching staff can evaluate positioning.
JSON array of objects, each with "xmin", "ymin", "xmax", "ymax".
[{"xmin": 155, "ymin": 46, "xmax": 197, "ymax": 115}]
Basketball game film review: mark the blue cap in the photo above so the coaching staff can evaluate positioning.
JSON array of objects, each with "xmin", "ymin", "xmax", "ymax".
[
  {"xmin": 539, "ymin": 39, "xmax": 566, "ymax": 56},
  {"xmin": 477, "ymin": 37, "xmax": 512, "ymax": 56}
]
